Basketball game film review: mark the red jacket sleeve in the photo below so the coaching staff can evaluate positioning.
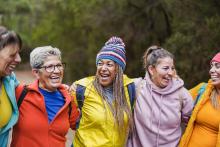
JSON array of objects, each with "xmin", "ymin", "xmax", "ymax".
[{"xmin": 69, "ymin": 95, "xmax": 80, "ymax": 130}]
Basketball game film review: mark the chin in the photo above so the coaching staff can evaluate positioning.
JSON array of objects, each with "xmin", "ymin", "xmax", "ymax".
[
  {"xmin": 51, "ymin": 83, "xmax": 61, "ymax": 88},
  {"xmin": 4, "ymin": 71, "xmax": 12, "ymax": 76},
  {"xmin": 100, "ymin": 82, "xmax": 111, "ymax": 87},
  {"xmin": 160, "ymin": 83, "xmax": 168, "ymax": 88},
  {"xmin": 212, "ymin": 81, "xmax": 220, "ymax": 86}
]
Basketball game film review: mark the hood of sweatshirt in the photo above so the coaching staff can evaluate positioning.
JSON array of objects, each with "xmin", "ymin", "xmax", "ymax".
[
  {"xmin": 131, "ymin": 72, "xmax": 191, "ymax": 147},
  {"xmin": 144, "ymin": 72, "xmax": 184, "ymax": 95}
]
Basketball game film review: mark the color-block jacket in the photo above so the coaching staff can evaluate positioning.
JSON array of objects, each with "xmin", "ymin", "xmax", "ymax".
[
  {"xmin": 0, "ymin": 73, "xmax": 19, "ymax": 147},
  {"xmin": 179, "ymin": 80, "xmax": 220, "ymax": 147},
  {"xmin": 73, "ymin": 75, "xmax": 134, "ymax": 147},
  {"xmin": 11, "ymin": 80, "xmax": 79, "ymax": 147}
]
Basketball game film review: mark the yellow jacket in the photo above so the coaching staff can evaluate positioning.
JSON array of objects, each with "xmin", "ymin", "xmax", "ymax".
[
  {"xmin": 179, "ymin": 80, "xmax": 220, "ymax": 147},
  {"xmin": 73, "ymin": 75, "xmax": 134, "ymax": 147}
]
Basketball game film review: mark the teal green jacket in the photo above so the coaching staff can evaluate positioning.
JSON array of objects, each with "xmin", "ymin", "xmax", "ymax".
[{"xmin": 0, "ymin": 73, "xmax": 19, "ymax": 147}]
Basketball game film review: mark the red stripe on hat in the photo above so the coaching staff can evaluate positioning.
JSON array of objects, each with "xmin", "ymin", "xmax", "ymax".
[{"xmin": 97, "ymin": 51, "xmax": 126, "ymax": 64}]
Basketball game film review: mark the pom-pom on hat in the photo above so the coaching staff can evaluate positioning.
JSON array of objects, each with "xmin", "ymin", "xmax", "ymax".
[
  {"xmin": 96, "ymin": 36, "xmax": 126, "ymax": 71},
  {"xmin": 211, "ymin": 52, "xmax": 220, "ymax": 63}
]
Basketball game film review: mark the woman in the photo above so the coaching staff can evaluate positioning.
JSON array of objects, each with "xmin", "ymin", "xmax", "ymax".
[
  {"xmin": 71, "ymin": 36, "xmax": 135, "ymax": 146},
  {"xmin": 128, "ymin": 46, "xmax": 193, "ymax": 147},
  {"xmin": 11, "ymin": 46, "xmax": 79, "ymax": 147},
  {"xmin": 0, "ymin": 26, "xmax": 22, "ymax": 147},
  {"xmin": 179, "ymin": 52, "xmax": 220, "ymax": 147}
]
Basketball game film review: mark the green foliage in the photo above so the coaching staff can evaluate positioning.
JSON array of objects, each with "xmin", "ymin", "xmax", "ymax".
[
  {"xmin": 164, "ymin": 0, "xmax": 220, "ymax": 87},
  {"xmin": 1, "ymin": 0, "xmax": 220, "ymax": 87}
]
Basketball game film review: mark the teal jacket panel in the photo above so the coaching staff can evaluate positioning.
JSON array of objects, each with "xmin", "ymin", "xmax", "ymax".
[{"xmin": 0, "ymin": 73, "xmax": 19, "ymax": 147}]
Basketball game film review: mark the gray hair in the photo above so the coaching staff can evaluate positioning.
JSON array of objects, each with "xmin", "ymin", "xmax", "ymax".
[
  {"xmin": 143, "ymin": 45, "xmax": 174, "ymax": 70},
  {"xmin": 30, "ymin": 46, "xmax": 61, "ymax": 68}
]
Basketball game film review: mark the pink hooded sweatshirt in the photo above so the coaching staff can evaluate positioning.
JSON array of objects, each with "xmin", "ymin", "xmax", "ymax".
[{"xmin": 128, "ymin": 73, "xmax": 193, "ymax": 147}]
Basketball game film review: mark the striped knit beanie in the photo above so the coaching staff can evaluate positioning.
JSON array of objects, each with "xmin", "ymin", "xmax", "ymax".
[{"xmin": 96, "ymin": 36, "xmax": 126, "ymax": 71}]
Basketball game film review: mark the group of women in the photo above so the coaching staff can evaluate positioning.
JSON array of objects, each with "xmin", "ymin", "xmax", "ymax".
[
  {"xmin": 0, "ymin": 25, "xmax": 220, "ymax": 147},
  {"xmin": 0, "ymin": 26, "xmax": 79, "ymax": 147}
]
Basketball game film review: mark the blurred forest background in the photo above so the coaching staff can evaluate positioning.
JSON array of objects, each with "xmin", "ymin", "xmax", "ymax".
[{"xmin": 1, "ymin": 0, "xmax": 220, "ymax": 88}]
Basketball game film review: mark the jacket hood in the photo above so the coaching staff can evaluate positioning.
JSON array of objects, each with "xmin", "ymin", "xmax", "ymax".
[{"xmin": 144, "ymin": 72, "xmax": 184, "ymax": 95}]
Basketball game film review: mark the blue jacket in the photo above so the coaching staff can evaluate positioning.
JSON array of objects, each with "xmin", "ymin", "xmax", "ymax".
[{"xmin": 0, "ymin": 73, "xmax": 19, "ymax": 147}]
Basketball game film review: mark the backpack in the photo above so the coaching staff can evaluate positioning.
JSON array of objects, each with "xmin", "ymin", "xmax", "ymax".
[
  {"xmin": 17, "ymin": 85, "xmax": 72, "ymax": 117},
  {"xmin": 75, "ymin": 82, "xmax": 136, "ymax": 111},
  {"xmin": 194, "ymin": 83, "xmax": 207, "ymax": 106}
]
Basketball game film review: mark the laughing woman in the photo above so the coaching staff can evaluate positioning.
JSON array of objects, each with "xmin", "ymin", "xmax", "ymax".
[
  {"xmin": 11, "ymin": 46, "xmax": 79, "ymax": 147},
  {"xmin": 0, "ymin": 26, "xmax": 22, "ymax": 147},
  {"xmin": 128, "ymin": 46, "xmax": 193, "ymax": 147},
  {"xmin": 70, "ymin": 36, "xmax": 135, "ymax": 147},
  {"xmin": 179, "ymin": 52, "xmax": 220, "ymax": 147}
]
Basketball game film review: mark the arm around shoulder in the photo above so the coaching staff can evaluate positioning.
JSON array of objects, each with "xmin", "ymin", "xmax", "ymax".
[{"xmin": 181, "ymin": 87, "xmax": 194, "ymax": 124}]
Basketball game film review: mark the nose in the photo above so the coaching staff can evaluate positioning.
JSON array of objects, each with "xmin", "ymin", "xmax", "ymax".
[
  {"xmin": 101, "ymin": 64, "xmax": 108, "ymax": 71},
  {"xmin": 209, "ymin": 66, "xmax": 215, "ymax": 73},
  {"xmin": 15, "ymin": 53, "xmax": 21, "ymax": 63},
  {"xmin": 168, "ymin": 69, "xmax": 174, "ymax": 76},
  {"xmin": 53, "ymin": 66, "xmax": 61, "ymax": 73}
]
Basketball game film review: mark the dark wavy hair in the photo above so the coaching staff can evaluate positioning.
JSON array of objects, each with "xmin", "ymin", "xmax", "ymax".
[{"xmin": 0, "ymin": 26, "xmax": 22, "ymax": 50}]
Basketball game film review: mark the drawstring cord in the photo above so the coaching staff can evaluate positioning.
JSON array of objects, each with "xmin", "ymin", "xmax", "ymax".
[
  {"xmin": 156, "ymin": 95, "xmax": 163, "ymax": 147},
  {"xmin": 148, "ymin": 84, "xmax": 154, "ymax": 131},
  {"xmin": 145, "ymin": 78, "xmax": 164, "ymax": 147}
]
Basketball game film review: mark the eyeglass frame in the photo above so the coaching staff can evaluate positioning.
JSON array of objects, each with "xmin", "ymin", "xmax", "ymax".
[{"xmin": 38, "ymin": 63, "xmax": 66, "ymax": 73}]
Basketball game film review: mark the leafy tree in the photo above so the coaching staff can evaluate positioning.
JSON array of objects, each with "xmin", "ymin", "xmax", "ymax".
[
  {"xmin": 165, "ymin": 0, "xmax": 220, "ymax": 87},
  {"xmin": 1, "ymin": 0, "xmax": 220, "ymax": 87}
]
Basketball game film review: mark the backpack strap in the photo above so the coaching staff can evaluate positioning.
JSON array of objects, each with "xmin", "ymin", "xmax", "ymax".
[
  {"xmin": 75, "ymin": 83, "xmax": 136, "ymax": 111},
  {"xmin": 17, "ymin": 85, "xmax": 28, "ymax": 108},
  {"xmin": 68, "ymin": 102, "xmax": 72, "ymax": 118},
  {"xmin": 194, "ymin": 83, "xmax": 207, "ymax": 106},
  {"xmin": 127, "ymin": 82, "xmax": 136, "ymax": 111},
  {"xmin": 76, "ymin": 85, "xmax": 86, "ymax": 110}
]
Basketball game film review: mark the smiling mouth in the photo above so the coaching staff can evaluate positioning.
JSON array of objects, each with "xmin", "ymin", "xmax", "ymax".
[
  {"xmin": 50, "ymin": 77, "xmax": 61, "ymax": 82},
  {"xmin": 211, "ymin": 77, "xmax": 219, "ymax": 81},
  {"xmin": 163, "ymin": 77, "xmax": 171, "ymax": 82},
  {"xmin": 100, "ymin": 74, "xmax": 110, "ymax": 80},
  {"xmin": 8, "ymin": 66, "xmax": 15, "ymax": 72}
]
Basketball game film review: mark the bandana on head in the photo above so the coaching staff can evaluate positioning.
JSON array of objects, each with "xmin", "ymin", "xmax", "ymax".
[
  {"xmin": 96, "ymin": 36, "xmax": 126, "ymax": 71},
  {"xmin": 211, "ymin": 52, "xmax": 220, "ymax": 63}
]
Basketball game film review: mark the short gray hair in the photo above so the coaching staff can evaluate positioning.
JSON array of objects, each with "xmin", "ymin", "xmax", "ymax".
[{"xmin": 30, "ymin": 46, "xmax": 61, "ymax": 68}]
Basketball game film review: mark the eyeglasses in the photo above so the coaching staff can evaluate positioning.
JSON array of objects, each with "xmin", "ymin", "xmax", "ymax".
[{"xmin": 39, "ymin": 63, "xmax": 66, "ymax": 73}]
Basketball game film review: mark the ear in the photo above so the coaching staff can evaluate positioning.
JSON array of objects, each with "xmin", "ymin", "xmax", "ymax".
[
  {"xmin": 32, "ymin": 69, "xmax": 40, "ymax": 79},
  {"xmin": 147, "ymin": 65, "xmax": 155, "ymax": 77}
]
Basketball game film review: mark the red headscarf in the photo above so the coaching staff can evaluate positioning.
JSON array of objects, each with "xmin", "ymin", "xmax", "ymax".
[{"xmin": 211, "ymin": 52, "xmax": 220, "ymax": 63}]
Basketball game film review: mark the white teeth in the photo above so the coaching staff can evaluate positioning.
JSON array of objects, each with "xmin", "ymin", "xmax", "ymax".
[
  {"xmin": 164, "ymin": 77, "xmax": 171, "ymax": 81},
  {"xmin": 8, "ymin": 67, "xmax": 14, "ymax": 71},
  {"xmin": 211, "ymin": 75, "xmax": 219, "ymax": 79},
  {"xmin": 100, "ymin": 75, "xmax": 110, "ymax": 80},
  {"xmin": 50, "ymin": 77, "xmax": 60, "ymax": 81},
  {"xmin": 101, "ymin": 74, "xmax": 109, "ymax": 77},
  {"xmin": 51, "ymin": 78, "xmax": 60, "ymax": 83}
]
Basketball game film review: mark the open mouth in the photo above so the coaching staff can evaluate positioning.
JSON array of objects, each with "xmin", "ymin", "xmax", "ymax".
[
  {"xmin": 99, "ymin": 73, "xmax": 110, "ymax": 80},
  {"xmin": 8, "ymin": 65, "xmax": 16, "ymax": 71},
  {"xmin": 211, "ymin": 75, "xmax": 219, "ymax": 81},
  {"xmin": 163, "ymin": 77, "xmax": 171, "ymax": 83},
  {"xmin": 50, "ymin": 76, "xmax": 61, "ymax": 82}
]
